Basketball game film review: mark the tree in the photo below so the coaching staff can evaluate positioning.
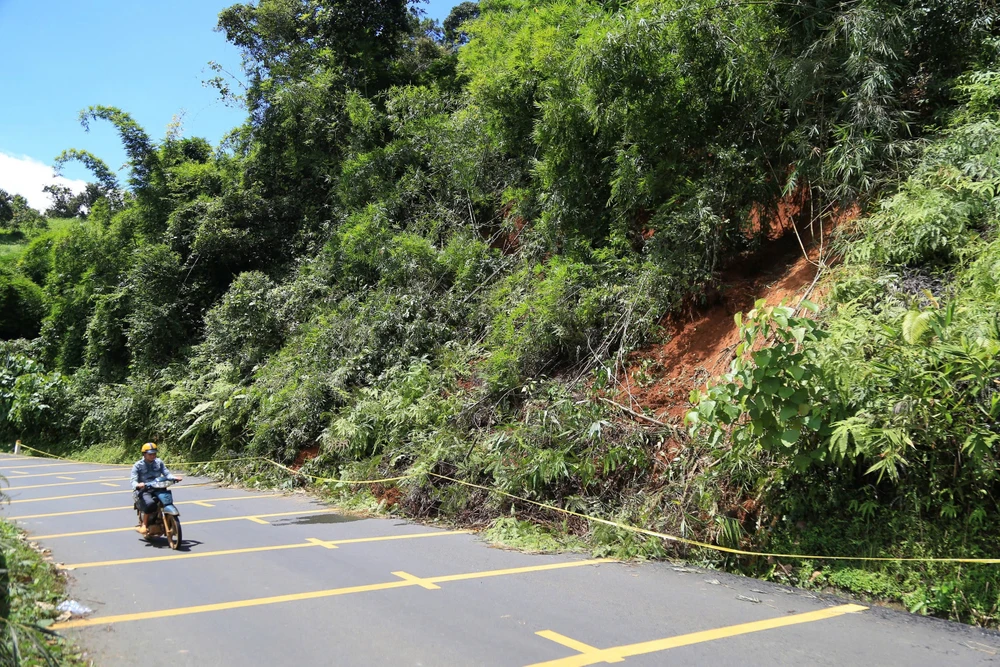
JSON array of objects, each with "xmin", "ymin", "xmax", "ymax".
[
  {"xmin": 0, "ymin": 269, "xmax": 47, "ymax": 340},
  {"xmin": 218, "ymin": 0, "xmax": 414, "ymax": 101},
  {"xmin": 0, "ymin": 189, "xmax": 13, "ymax": 229},
  {"xmin": 43, "ymin": 184, "xmax": 80, "ymax": 218},
  {"xmin": 10, "ymin": 195, "xmax": 46, "ymax": 236},
  {"xmin": 443, "ymin": 1, "xmax": 478, "ymax": 46}
]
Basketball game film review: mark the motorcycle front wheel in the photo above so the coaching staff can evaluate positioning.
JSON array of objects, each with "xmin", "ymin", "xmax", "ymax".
[{"xmin": 163, "ymin": 512, "xmax": 182, "ymax": 550}]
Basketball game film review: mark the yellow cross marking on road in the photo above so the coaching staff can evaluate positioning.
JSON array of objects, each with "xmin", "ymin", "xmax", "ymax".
[
  {"xmin": 192, "ymin": 501, "xmax": 215, "ymax": 508},
  {"xmin": 102, "ymin": 483, "xmax": 119, "ymax": 487},
  {"xmin": 536, "ymin": 632, "xmax": 624, "ymax": 663},
  {"xmin": 305, "ymin": 537, "xmax": 339, "ymax": 549},
  {"xmin": 246, "ymin": 517, "xmax": 271, "ymax": 525},
  {"xmin": 57, "ymin": 476, "xmax": 75, "ymax": 480},
  {"xmin": 527, "ymin": 604, "xmax": 868, "ymax": 666},
  {"xmin": 392, "ymin": 571, "xmax": 441, "ymax": 590}
]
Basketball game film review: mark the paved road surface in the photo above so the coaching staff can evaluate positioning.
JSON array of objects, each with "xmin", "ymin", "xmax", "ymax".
[{"xmin": 1, "ymin": 453, "xmax": 998, "ymax": 666}]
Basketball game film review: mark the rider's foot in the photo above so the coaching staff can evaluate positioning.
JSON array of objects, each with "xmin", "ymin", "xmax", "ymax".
[{"xmin": 136, "ymin": 524, "xmax": 148, "ymax": 535}]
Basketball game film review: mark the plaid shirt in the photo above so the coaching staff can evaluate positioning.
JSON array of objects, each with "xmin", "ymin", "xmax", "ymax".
[{"xmin": 130, "ymin": 458, "xmax": 172, "ymax": 490}]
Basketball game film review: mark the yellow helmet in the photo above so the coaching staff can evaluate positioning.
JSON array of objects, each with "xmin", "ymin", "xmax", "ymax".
[{"xmin": 141, "ymin": 442, "xmax": 158, "ymax": 455}]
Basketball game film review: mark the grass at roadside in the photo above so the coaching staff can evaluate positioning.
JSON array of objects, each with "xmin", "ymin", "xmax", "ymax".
[{"xmin": 1, "ymin": 517, "xmax": 89, "ymax": 665}]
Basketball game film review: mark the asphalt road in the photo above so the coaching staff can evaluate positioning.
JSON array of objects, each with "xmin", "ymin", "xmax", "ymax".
[{"xmin": 1, "ymin": 453, "xmax": 998, "ymax": 666}]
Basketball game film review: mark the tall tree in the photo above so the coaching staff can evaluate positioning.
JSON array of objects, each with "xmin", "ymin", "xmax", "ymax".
[
  {"xmin": 0, "ymin": 189, "xmax": 13, "ymax": 228},
  {"xmin": 443, "ymin": 1, "xmax": 478, "ymax": 46}
]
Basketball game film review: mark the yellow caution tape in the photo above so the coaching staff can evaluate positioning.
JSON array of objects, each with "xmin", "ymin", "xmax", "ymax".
[{"xmin": 7, "ymin": 443, "xmax": 1000, "ymax": 564}]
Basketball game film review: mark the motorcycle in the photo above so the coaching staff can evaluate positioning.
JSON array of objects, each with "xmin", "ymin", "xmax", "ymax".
[{"xmin": 135, "ymin": 476, "xmax": 183, "ymax": 550}]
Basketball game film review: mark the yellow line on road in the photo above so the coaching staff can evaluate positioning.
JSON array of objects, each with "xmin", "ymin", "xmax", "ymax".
[
  {"xmin": 8, "ymin": 490, "xmax": 126, "ymax": 504},
  {"xmin": 0, "ymin": 461, "xmax": 97, "ymax": 471},
  {"xmin": 527, "ymin": 604, "xmax": 868, "ymax": 667},
  {"xmin": 102, "ymin": 483, "xmax": 120, "ymax": 488},
  {"xmin": 392, "ymin": 571, "xmax": 441, "ymax": 590},
  {"xmin": 536, "ymin": 632, "xmax": 624, "ymax": 664},
  {"xmin": 4, "ymin": 479, "xmax": 127, "ymax": 491},
  {"xmin": 56, "ymin": 476, "xmax": 75, "ymax": 480},
  {"xmin": 53, "ymin": 559, "xmax": 608, "ymax": 629},
  {"xmin": 63, "ymin": 531, "xmax": 470, "ymax": 569},
  {"xmin": 306, "ymin": 537, "xmax": 339, "ymax": 549},
  {"xmin": 31, "ymin": 509, "xmax": 345, "ymax": 539},
  {"xmin": 8, "ymin": 495, "xmax": 277, "ymax": 520},
  {"xmin": 6, "ymin": 482, "xmax": 216, "ymax": 504},
  {"xmin": 9, "ymin": 470, "xmax": 28, "ymax": 475},
  {"xmin": 1, "ymin": 468, "xmax": 122, "ymax": 480}
]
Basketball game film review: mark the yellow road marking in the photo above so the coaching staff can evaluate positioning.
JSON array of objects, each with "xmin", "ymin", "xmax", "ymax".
[
  {"xmin": 8, "ymin": 495, "xmax": 277, "ymax": 520},
  {"xmin": 53, "ymin": 559, "xmax": 608, "ymax": 629},
  {"xmin": 536, "ymin": 632, "xmax": 625, "ymax": 664},
  {"xmin": 102, "ymin": 483, "xmax": 120, "ymax": 488},
  {"xmin": 57, "ymin": 476, "xmax": 75, "ymax": 480},
  {"xmin": 0, "ymin": 461, "xmax": 98, "ymax": 471},
  {"xmin": 62, "ymin": 531, "xmax": 469, "ymax": 569},
  {"xmin": 192, "ymin": 501, "xmax": 215, "ymax": 508},
  {"xmin": 5, "ymin": 479, "xmax": 128, "ymax": 491},
  {"xmin": 306, "ymin": 537, "xmax": 339, "ymax": 549},
  {"xmin": 527, "ymin": 604, "xmax": 868, "ymax": 667},
  {"xmin": 8, "ymin": 490, "xmax": 126, "ymax": 504},
  {"xmin": 1, "ymin": 468, "xmax": 121, "ymax": 480},
  {"xmin": 5, "ymin": 482, "xmax": 216, "ymax": 503},
  {"xmin": 31, "ymin": 509, "xmax": 345, "ymax": 539},
  {"xmin": 10, "ymin": 470, "xmax": 28, "ymax": 475},
  {"xmin": 392, "ymin": 571, "xmax": 441, "ymax": 590}
]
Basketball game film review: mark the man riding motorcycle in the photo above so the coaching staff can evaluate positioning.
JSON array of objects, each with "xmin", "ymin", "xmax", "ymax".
[{"xmin": 131, "ymin": 442, "xmax": 182, "ymax": 535}]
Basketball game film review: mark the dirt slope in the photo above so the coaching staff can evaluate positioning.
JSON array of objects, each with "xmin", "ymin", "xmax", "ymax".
[{"xmin": 615, "ymin": 212, "xmax": 837, "ymax": 426}]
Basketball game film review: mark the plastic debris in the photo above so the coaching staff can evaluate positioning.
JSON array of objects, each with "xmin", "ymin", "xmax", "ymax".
[{"xmin": 56, "ymin": 600, "xmax": 92, "ymax": 617}]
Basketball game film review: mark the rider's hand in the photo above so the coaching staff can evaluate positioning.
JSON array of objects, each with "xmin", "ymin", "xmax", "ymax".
[
  {"xmin": 137, "ymin": 482, "xmax": 145, "ymax": 489},
  {"xmin": 174, "ymin": 476, "xmax": 183, "ymax": 482}
]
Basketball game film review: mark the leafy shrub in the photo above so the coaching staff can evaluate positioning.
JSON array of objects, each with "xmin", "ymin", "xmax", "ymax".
[
  {"xmin": 16, "ymin": 232, "xmax": 59, "ymax": 285},
  {"xmin": 0, "ymin": 270, "xmax": 47, "ymax": 341},
  {"xmin": 202, "ymin": 271, "xmax": 285, "ymax": 376}
]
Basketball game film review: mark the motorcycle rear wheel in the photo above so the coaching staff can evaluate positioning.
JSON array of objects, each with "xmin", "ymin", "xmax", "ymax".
[{"xmin": 163, "ymin": 513, "xmax": 182, "ymax": 550}]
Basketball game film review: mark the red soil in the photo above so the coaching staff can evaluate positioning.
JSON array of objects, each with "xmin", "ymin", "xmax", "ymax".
[
  {"xmin": 290, "ymin": 445, "xmax": 320, "ymax": 471},
  {"xmin": 614, "ymin": 205, "xmax": 848, "ymax": 429}
]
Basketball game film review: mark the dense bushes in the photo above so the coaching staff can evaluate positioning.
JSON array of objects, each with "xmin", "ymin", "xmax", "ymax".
[
  {"xmin": 0, "ymin": 271, "xmax": 46, "ymax": 341},
  {"xmin": 690, "ymin": 58, "xmax": 1000, "ymax": 622}
]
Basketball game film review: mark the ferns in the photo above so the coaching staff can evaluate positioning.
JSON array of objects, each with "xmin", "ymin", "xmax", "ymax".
[{"xmin": 901, "ymin": 310, "xmax": 934, "ymax": 345}]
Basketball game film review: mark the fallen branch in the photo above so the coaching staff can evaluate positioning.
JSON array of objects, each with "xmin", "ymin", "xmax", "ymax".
[{"xmin": 599, "ymin": 396, "xmax": 679, "ymax": 431}]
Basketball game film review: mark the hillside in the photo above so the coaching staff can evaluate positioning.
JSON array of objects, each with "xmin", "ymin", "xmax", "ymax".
[{"xmin": 2, "ymin": 0, "xmax": 1000, "ymax": 627}]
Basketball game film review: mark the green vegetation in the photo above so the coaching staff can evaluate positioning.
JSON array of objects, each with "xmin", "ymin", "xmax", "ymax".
[
  {"xmin": 0, "ymin": 515, "xmax": 87, "ymax": 665},
  {"xmin": 690, "ymin": 58, "xmax": 1000, "ymax": 624},
  {"xmin": 1, "ymin": 0, "xmax": 1000, "ymax": 627}
]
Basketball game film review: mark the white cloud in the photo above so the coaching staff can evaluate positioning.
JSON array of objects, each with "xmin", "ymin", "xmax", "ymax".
[{"xmin": 0, "ymin": 152, "xmax": 89, "ymax": 212}]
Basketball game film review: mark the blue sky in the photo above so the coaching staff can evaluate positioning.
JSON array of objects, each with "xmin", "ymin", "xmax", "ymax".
[{"xmin": 0, "ymin": 0, "xmax": 459, "ymax": 209}]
